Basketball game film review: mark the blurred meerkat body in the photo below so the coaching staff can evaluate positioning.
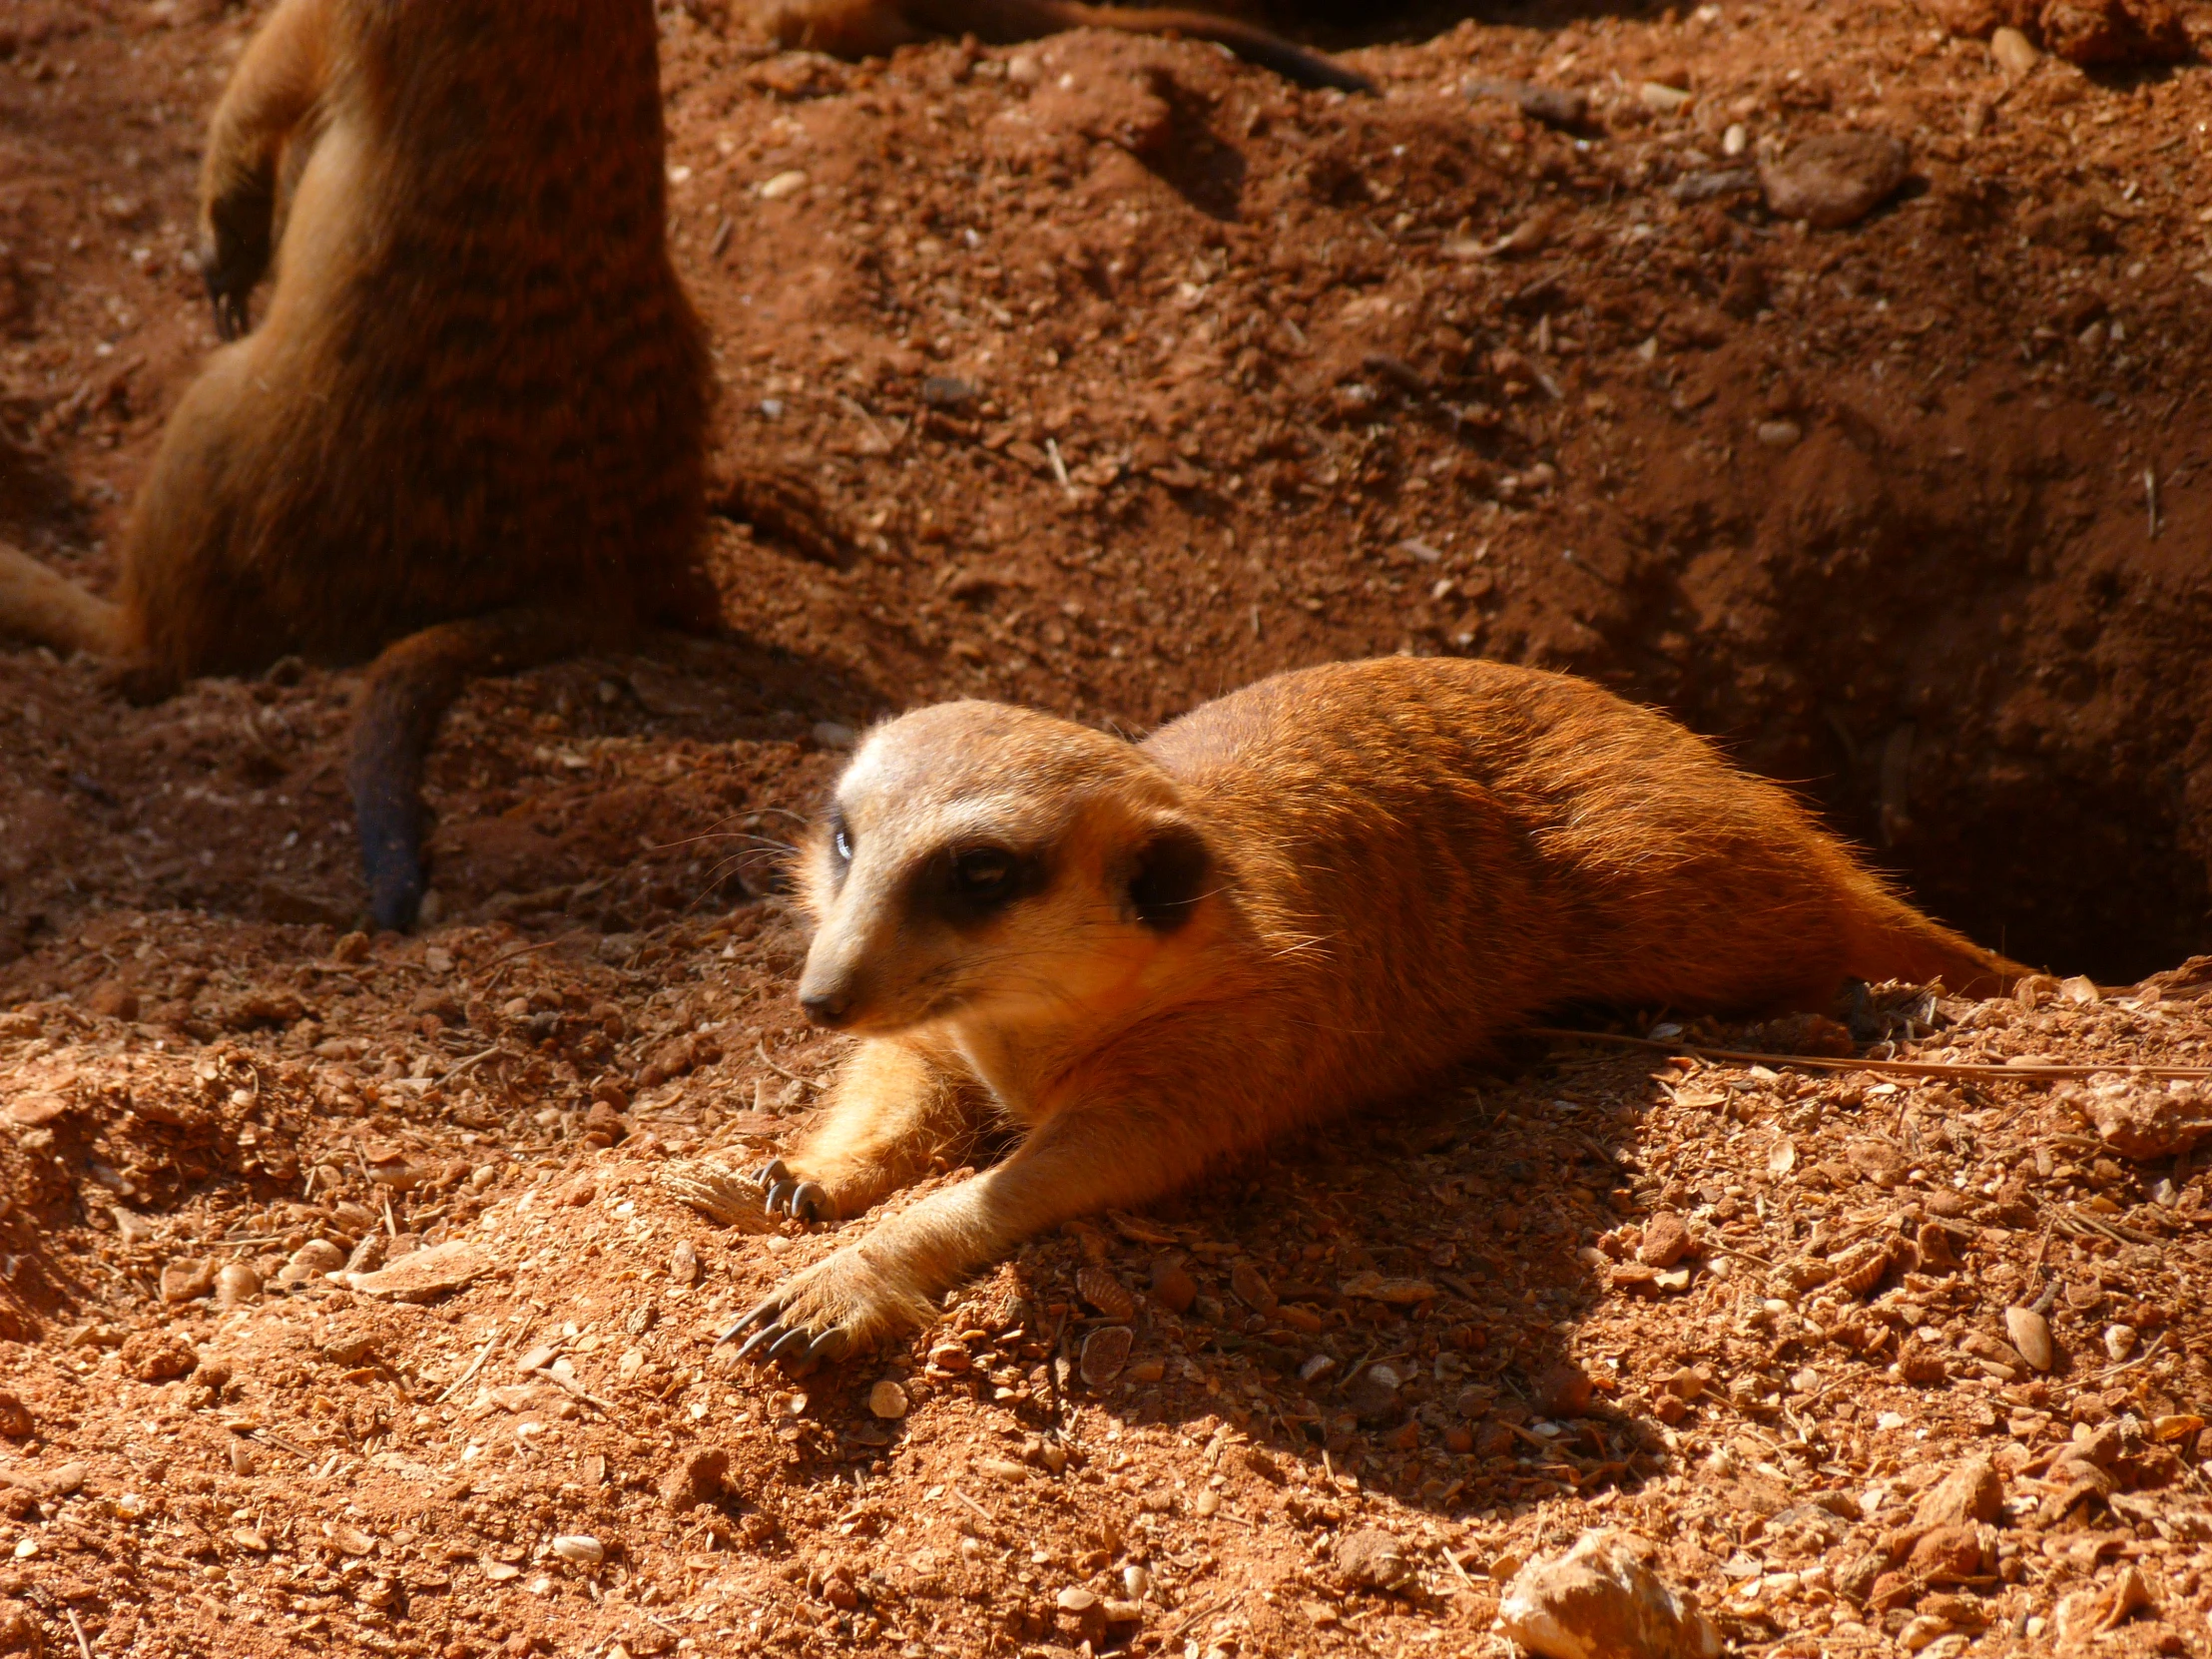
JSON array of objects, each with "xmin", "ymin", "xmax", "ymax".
[
  {"xmin": 0, "ymin": 0, "xmax": 713, "ymax": 930},
  {"xmin": 730, "ymin": 657, "xmax": 2028, "ymax": 1361},
  {"xmin": 749, "ymin": 0, "xmax": 1374, "ymax": 92}
]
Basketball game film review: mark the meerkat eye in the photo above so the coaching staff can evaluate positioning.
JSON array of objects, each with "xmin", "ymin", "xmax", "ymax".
[
  {"xmin": 830, "ymin": 814, "xmax": 853, "ymax": 863},
  {"xmin": 952, "ymin": 848, "xmax": 1014, "ymax": 893}
]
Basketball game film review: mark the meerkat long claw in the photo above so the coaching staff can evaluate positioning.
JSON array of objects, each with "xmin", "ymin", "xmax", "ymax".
[
  {"xmin": 768, "ymin": 1327, "xmax": 816, "ymax": 1364},
  {"xmin": 807, "ymin": 1328, "xmax": 851, "ymax": 1364},
  {"xmin": 766, "ymin": 1180, "xmax": 800, "ymax": 1214},
  {"xmin": 720, "ymin": 1296, "xmax": 784, "ymax": 1348},
  {"xmin": 736, "ymin": 1320, "xmax": 788, "ymax": 1361},
  {"xmin": 753, "ymin": 1158, "xmax": 790, "ymax": 1188},
  {"xmin": 790, "ymin": 1181, "xmax": 831, "ymax": 1223}
]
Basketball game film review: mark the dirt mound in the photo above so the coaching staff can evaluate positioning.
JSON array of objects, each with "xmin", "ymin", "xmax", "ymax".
[{"xmin": 3, "ymin": 951, "xmax": 2210, "ymax": 1658}]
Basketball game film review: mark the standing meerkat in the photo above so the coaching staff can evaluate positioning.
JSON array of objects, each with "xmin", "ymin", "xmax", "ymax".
[
  {"xmin": 728, "ymin": 657, "xmax": 2030, "ymax": 1363},
  {"xmin": 745, "ymin": 0, "xmax": 1374, "ymax": 92},
  {"xmin": 0, "ymin": 0, "xmax": 717, "ymax": 932}
]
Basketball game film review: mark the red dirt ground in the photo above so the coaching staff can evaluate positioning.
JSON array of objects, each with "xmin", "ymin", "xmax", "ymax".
[{"xmin": 3, "ymin": 0, "xmax": 2212, "ymax": 1655}]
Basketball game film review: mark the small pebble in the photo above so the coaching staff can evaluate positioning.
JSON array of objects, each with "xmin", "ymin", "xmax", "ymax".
[
  {"xmin": 215, "ymin": 1262, "xmax": 264, "ymax": 1311},
  {"xmin": 0, "ymin": 1389, "xmax": 30, "ymax": 1439},
  {"xmin": 552, "ymin": 1534, "xmax": 605, "ymax": 1565},
  {"xmin": 1639, "ymin": 81, "xmax": 1693, "ymax": 114},
  {"xmin": 1759, "ymin": 132, "xmax": 1911, "ymax": 229},
  {"xmin": 670, "ymin": 1240, "xmax": 701, "ymax": 1287},
  {"xmin": 759, "ymin": 169, "xmax": 808, "ymax": 201},
  {"xmin": 1148, "ymin": 1256, "xmax": 1197, "ymax": 1314},
  {"xmin": 161, "ymin": 1259, "xmax": 216, "ymax": 1304},
  {"xmin": 868, "ymin": 1380, "xmax": 910, "ymax": 1419},
  {"xmin": 2005, "ymin": 1305, "xmax": 2054, "ymax": 1372},
  {"xmin": 1990, "ymin": 25, "xmax": 2039, "ymax": 75},
  {"xmin": 2103, "ymin": 1323, "xmax": 2137, "ymax": 1362},
  {"xmin": 1756, "ymin": 418, "xmax": 1804, "ymax": 448}
]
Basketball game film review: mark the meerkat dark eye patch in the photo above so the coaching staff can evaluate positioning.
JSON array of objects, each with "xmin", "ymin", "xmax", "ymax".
[
  {"xmin": 1129, "ymin": 826, "xmax": 1211, "ymax": 932},
  {"xmin": 922, "ymin": 844, "xmax": 1044, "ymax": 925}
]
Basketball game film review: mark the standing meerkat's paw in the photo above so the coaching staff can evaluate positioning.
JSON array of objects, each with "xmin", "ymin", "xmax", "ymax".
[{"xmin": 719, "ymin": 1242, "xmax": 942, "ymax": 1367}]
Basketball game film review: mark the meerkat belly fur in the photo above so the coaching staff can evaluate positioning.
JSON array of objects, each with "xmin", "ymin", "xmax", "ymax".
[{"xmin": 729, "ymin": 657, "xmax": 2029, "ymax": 1364}]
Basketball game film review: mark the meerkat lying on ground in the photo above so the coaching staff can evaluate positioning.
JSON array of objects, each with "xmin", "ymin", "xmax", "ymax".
[
  {"xmin": 726, "ymin": 657, "xmax": 2029, "ymax": 1364},
  {"xmin": 745, "ymin": 0, "xmax": 1375, "ymax": 92},
  {"xmin": 0, "ymin": 0, "xmax": 718, "ymax": 932}
]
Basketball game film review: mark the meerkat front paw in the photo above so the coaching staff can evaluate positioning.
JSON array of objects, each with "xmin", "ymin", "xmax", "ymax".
[
  {"xmin": 718, "ymin": 1242, "xmax": 940, "ymax": 1367},
  {"xmin": 752, "ymin": 1157, "xmax": 834, "ymax": 1224}
]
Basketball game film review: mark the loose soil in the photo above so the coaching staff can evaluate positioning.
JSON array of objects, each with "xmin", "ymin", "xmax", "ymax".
[{"xmin": 3, "ymin": 0, "xmax": 2212, "ymax": 1656}]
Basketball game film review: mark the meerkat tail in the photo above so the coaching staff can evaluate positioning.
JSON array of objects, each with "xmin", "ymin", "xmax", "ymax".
[
  {"xmin": 347, "ymin": 607, "xmax": 605, "ymax": 934},
  {"xmin": 0, "ymin": 543, "xmax": 128, "ymax": 659},
  {"xmin": 908, "ymin": 0, "xmax": 1375, "ymax": 92},
  {"xmin": 1841, "ymin": 882, "xmax": 2031, "ymax": 997}
]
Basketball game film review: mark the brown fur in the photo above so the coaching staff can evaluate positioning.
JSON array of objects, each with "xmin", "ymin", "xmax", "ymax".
[
  {"xmin": 0, "ymin": 0, "xmax": 714, "ymax": 930},
  {"xmin": 748, "ymin": 0, "xmax": 1374, "ymax": 92},
  {"xmin": 730, "ymin": 657, "xmax": 2031, "ymax": 1359}
]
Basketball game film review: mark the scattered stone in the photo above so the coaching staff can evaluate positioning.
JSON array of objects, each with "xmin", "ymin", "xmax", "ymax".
[
  {"xmin": 1344, "ymin": 1363, "xmax": 1404, "ymax": 1424},
  {"xmin": 1056, "ymin": 1585, "xmax": 1107, "ymax": 1645},
  {"xmin": 1535, "ymin": 1360, "xmax": 1595, "ymax": 1418},
  {"xmin": 1759, "ymin": 133, "xmax": 1912, "ymax": 229},
  {"xmin": 1914, "ymin": 1454, "xmax": 2002, "ymax": 1529},
  {"xmin": 551, "ymin": 1534, "xmax": 604, "ymax": 1565},
  {"xmin": 1335, "ymin": 1527, "xmax": 1413, "ymax": 1592},
  {"xmin": 118, "ymin": 1331, "xmax": 197, "ymax": 1382},
  {"xmin": 2004, "ymin": 1306, "xmax": 2054, "ymax": 1372},
  {"xmin": 1636, "ymin": 1212, "xmax": 1691, "ymax": 1268},
  {"xmin": 2060, "ymin": 1077, "xmax": 2210, "ymax": 1160},
  {"xmin": 0, "ymin": 1394, "xmax": 28, "ymax": 1440},
  {"xmin": 1241, "ymin": 1446, "xmax": 1285, "ymax": 1483},
  {"xmin": 926, "ymin": 1342, "xmax": 972, "ymax": 1375},
  {"xmin": 324, "ymin": 1521, "xmax": 377, "ymax": 1556},
  {"xmin": 669, "ymin": 1240, "xmax": 702, "ymax": 1288},
  {"xmin": 1638, "ymin": 81, "xmax": 1693, "ymax": 115},
  {"xmin": 1079, "ymin": 1326, "xmax": 1134, "ymax": 1390},
  {"xmin": 1148, "ymin": 1256, "xmax": 1197, "ymax": 1314},
  {"xmin": 347, "ymin": 1240, "xmax": 491, "ymax": 1304},
  {"xmin": 661, "ymin": 1447, "xmax": 729, "ymax": 1513},
  {"xmin": 1495, "ymin": 1529, "xmax": 1722, "ymax": 1659},
  {"xmin": 1990, "ymin": 24, "xmax": 2041, "ymax": 71},
  {"xmin": 867, "ymin": 1380, "xmax": 909, "ymax": 1419},
  {"xmin": 282, "ymin": 1239, "xmax": 345, "ymax": 1286},
  {"xmin": 582, "ymin": 1100, "xmax": 630, "ymax": 1146},
  {"xmin": 1908, "ymin": 1524, "xmax": 1986, "ymax": 1583},
  {"xmin": 343, "ymin": 1235, "xmax": 387, "ymax": 1276},
  {"xmin": 1756, "ymin": 418, "xmax": 1805, "ymax": 449},
  {"xmin": 2103, "ymin": 1323, "xmax": 2138, "ymax": 1362},
  {"xmin": 1229, "ymin": 1263, "xmax": 1278, "ymax": 1316},
  {"xmin": 1463, "ymin": 75, "xmax": 1588, "ymax": 130}
]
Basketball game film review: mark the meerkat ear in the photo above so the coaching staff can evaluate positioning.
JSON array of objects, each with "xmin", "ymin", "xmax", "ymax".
[{"xmin": 1128, "ymin": 821, "xmax": 1213, "ymax": 932}]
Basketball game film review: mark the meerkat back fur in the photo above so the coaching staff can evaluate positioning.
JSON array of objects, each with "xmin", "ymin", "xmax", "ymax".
[{"xmin": 728, "ymin": 656, "xmax": 2030, "ymax": 1364}]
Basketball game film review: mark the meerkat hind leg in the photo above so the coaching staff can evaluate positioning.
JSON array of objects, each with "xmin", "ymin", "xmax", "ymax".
[{"xmin": 756, "ymin": 1040, "xmax": 984, "ymax": 1224}]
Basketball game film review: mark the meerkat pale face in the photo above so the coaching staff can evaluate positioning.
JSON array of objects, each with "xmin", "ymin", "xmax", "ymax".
[{"xmin": 794, "ymin": 703, "xmax": 1217, "ymax": 1039}]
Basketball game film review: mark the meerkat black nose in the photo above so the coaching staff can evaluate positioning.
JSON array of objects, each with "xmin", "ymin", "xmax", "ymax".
[{"xmin": 800, "ymin": 986, "xmax": 852, "ymax": 1028}]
